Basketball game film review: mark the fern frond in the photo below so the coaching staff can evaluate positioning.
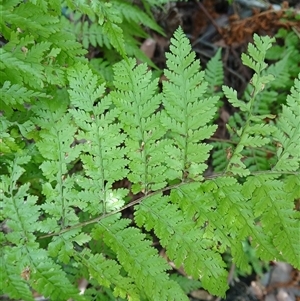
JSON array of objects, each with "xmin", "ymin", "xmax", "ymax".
[
  {"xmin": 0, "ymin": 154, "xmax": 40, "ymax": 245},
  {"xmin": 28, "ymin": 0, "xmax": 61, "ymax": 13},
  {"xmin": 92, "ymin": 214, "xmax": 189, "ymax": 301},
  {"xmin": 0, "ymin": 2, "xmax": 58, "ymax": 39},
  {"xmin": 0, "ymin": 81, "xmax": 49, "ymax": 106},
  {"xmin": 0, "ymin": 155, "xmax": 37, "ymax": 235},
  {"xmin": 0, "ymin": 118, "xmax": 30, "ymax": 154},
  {"xmin": 273, "ymin": 74, "xmax": 300, "ymax": 172},
  {"xmin": 216, "ymin": 55, "xmax": 293, "ymax": 172},
  {"xmin": 266, "ymin": 29, "xmax": 300, "ymax": 82},
  {"xmin": 242, "ymin": 34, "xmax": 275, "ymax": 74},
  {"xmin": 28, "ymin": 249, "xmax": 85, "ymax": 301},
  {"xmin": 242, "ymin": 175, "xmax": 300, "ymax": 268},
  {"xmin": 244, "ymin": 53, "xmax": 293, "ymax": 116},
  {"xmin": 32, "ymin": 96, "xmax": 81, "ymax": 231},
  {"xmin": 78, "ymin": 249, "xmax": 140, "ymax": 300},
  {"xmin": 68, "ymin": 63, "xmax": 128, "ymax": 215},
  {"xmin": 170, "ymin": 274, "xmax": 202, "ymax": 295},
  {"xmin": 1, "ymin": 246, "xmax": 85, "ymax": 301},
  {"xmin": 0, "ymin": 153, "xmax": 84, "ymax": 301},
  {"xmin": 204, "ymin": 48, "xmax": 224, "ymax": 98},
  {"xmin": 116, "ymin": 0, "xmax": 163, "ymax": 35},
  {"xmin": 0, "ymin": 48, "xmax": 45, "ymax": 89},
  {"xmin": 0, "ymin": 35, "xmax": 81, "ymax": 91},
  {"xmin": 171, "ymin": 178, "xmax": 267, "ymax": 274},
  {"xmin": 0, "ymin": 249, "xmax": 34, "ymax": 301},
  {"xmin": 70, "ymin": 0, "xmax": 126, "ymax": 57},
  {"xmin": 162, "ymin": 27, "xmax": 218, "ymax": 181},
  {"xmin": 135, "ymin": 193, "xmax": 228, "ymax": 296},
  {"xmin": 47, "ymin": 29, "xmax": 87, "ymax": 62},
  {"xmin": 73, "ymin": 20, "xmax": 111, "ymax": 49},
  {"xmin": 222, "ymin": 34, "xmax": 278, "ymax": 176},
  {"xmin": 111, "ymin": 58, "xmax": 167, "ymax": 193}
]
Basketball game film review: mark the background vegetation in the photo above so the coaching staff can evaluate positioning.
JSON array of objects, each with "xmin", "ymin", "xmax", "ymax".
[{"xmin": 1, "ymin": 1, "xmax": 299, "ymax": 300}]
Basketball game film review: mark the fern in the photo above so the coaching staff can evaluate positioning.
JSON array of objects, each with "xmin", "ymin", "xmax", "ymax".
[
  {"xmin": 213, "ymin": 29, "xmax": 300, "ymax": 172},
  {"xmin": 67, "ymin": 62, "xmax": 128, "ymax": 215},
  {"xmin": 170, "ymin": 274, "xmax": 202, "ymax": 295},
  {"xmin": 92, "ymin": 214, "xmax": 188, "ymax": 301},
  {"xmin": 111, "ymin": 58, "xmax": 167, "ymax": 193},
  {"xmin": 162, "ymin": 29, "xmax": 219, "ymax": 181},
  {"xmin": 1, "ymin": 2, "xmax": 300, "ymax": 300},
  {"xmin": 0, "ymin": 154, "xmax": 84, "ymax": 301},
  {"xmin": 273, "ymin": 74, "xmax": 300, "ymax": 172},
  {"xmin": 65, "ymin": 0, "xmax": 164, "ymax": 59},
  {"xmin": 204, "ymin": 48, "xmax": 224, "ymax": 99}
]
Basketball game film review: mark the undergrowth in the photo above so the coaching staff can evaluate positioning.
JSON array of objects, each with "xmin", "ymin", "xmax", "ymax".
[{"xmin": 0, "ymin": 1, "xmax": 300, "ymax": 301}]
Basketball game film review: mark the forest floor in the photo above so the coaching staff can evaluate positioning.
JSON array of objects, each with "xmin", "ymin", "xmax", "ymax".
[{"xmin": 136, "ymin": 1, "xmax": 300, "ymax": 300}]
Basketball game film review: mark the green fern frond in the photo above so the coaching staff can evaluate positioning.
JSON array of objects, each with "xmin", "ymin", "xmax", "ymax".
[
  {"xmin": 0, "ymin": 249, "xmax": 34, "ymax": 301},
  {"xmin": 0, "ymin": 2, "xmax": 58, "ymax": 39},
  {"xmin": 266, "ymin": 29, "xmax": 300, "ymax": 82},
  {"xmin": 111, "ymin": 58, "xmax": 167, "ymax": 193},
  {"xmin": 222, "ymin": 34, "xmax": 278, "ymax": 176},
  {"xmin": 93, "ymin": 213, "xmax": 189, "ymax": 301},
  {"xmin": 0, "ymin": 81, "xmax": 49, "ymax": 106},
  {"xmin": 242, "ymin": 175, "xmax": 299, "ymax": 268},
  {"xmin": 0, "ymin": 154, "xmax": 40, "ymax": 245},
  {"xmin": 0, "ymin": 154, "xmax": 84, "ymax": 301},
  {"xmin": 215, "ymin": 54, "xmax": 293, "ymax": 172},
  {"xmin": 47, "ymin": 30, "xmax": 87, "ymax": 62},
  {"xmin": 78, "ymin": 250, "xmax": 141, "ymax": 300},
  {"xmin": 135, "ymin": 193, "xmax": 228, "ymax": 296},
  {"xmin": 1, "ymin": 246, "xmax": 85, "ymax": 301},
  {"xmin": 32, "ymin": 96, "xmax": 81, "ymax": 230},
  {"xmin": 68, "ymin": 63, "xmax": 128, "ymax": 214},
  {"xmin": 162, "ymin": 27, "xmax": 218, "ymax": 181},
  {"xmin": 245, "ymin": 53, "xmax": 293, "ymax": 116},
  {"xmin": 273, "ymin": 74, "xmax": 300, "ymax": 172},
  {"xmin": 28, "ymin": 249, "xmax": 85, "ymax": 301},
  {"xmin": 103, "ymin": 22, "xmax": 126, "ymax": 58},
  {"xmin": 171, "ymin": 178, "xmax": 261, "ymax": 274},
  {"xmin": 242, "ymin": 34, "xmax": 275, "ymax": 74},
  {"xmin": 0, "ymin": 48, "xmax": 45, "ymax": 89},
  {"xmin": 204, "ymin": 48, "xmax": 224, "ymax": 98},
  {"xmin": 28, "ymin": 0, "xmax": 61, "ymax": 13},
  {"xmin": 71, "ymin": 0, "xmax": 126, "ymax": 57},
  {"xmin": 170, "ymin": 274, "xmax": 202, "ymax": 295},
  {"xmin": 116, "ymin": 0, "xmax": 164, "ymax": 35},
  {"xmin": 0, "ymin": 31, "xmax": 83, "ymax": 91},
  {"xmin": 73, "ymin": 21, "xmax": 111, "ymax": 49}
]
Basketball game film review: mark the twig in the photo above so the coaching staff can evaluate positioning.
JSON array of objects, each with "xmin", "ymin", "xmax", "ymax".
[{"xmin": 196, "ymin": 1, "xmax": 223, "ymax": 35}]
